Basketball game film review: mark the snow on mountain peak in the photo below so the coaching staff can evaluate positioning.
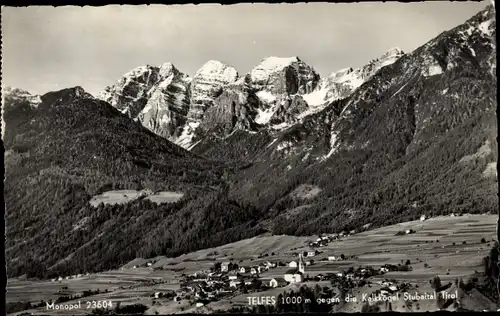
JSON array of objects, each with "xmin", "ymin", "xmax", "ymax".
[
  {"xmin": 381, "ymin": 47, "xmax": 405, "ymax": 59},
  {"xmin": 302, "ymin": 48, "xmax": 404, "ymax": 113},
  {"xmin": 3, "ymin": 86, "xmax": 26, "ymax": 96},
  {"xmin": 158, "ymin": 62, "xmax": 176, "ymax": 77},
  {"xmin": 259, "ymin": 56, "xmax": 300, "ymax": 68},
  {"xmin": 329, "ymin": 67, "xmax": 356, "ymax": 82},
  {"xmin": 478, "ymin": 18, "xmax": 495, "ymax": 36},
  {"xmin": 123, "ymin": 65, "xmax": 152, "ymax": 80},
  {"xmin": 377, "ymin": 47, "xmax": 405, "ymax": 68},
  {"xmin": 2, "ymin": 86, "xmax": 42, "ymax": 108},
  {"xmin": 250, "ymin": 56, "xmax": 301, "ymax": 82},
  {"xmin": 249, "ymin": 56, "xmax": 319, "ymax": 128},
  {"xmin": 194, "ymin": 60, "xmax": 238, "ymax": 82},
  {"xmin": 98, "ymin": 62, "xmax": 192, "ymax": 131},
  {"xmin": 188, "ymin": 61, "xmax": 239, "ymax": 123}
]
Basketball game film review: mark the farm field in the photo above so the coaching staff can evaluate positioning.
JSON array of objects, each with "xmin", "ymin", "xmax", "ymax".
[{"xmin": 7, "ymin": 214, "xmax": 498, "ymax": 315}]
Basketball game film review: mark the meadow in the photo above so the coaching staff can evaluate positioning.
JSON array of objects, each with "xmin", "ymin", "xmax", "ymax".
[{"xmin": 7, "ymin": 214, "xmax": 497, "ymax": 315}]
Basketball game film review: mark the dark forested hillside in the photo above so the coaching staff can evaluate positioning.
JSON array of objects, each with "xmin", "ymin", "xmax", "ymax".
[
  {"xmin": 227, "ymin": 5, "xmax": 498, "ymax": 235},
  {"xmin": 3, "ymin": 87, "xmax": 264, "ymax": 279},
  {"xmin": 191, "ymin": 129, "xmax": 273, "ymax": 162}
]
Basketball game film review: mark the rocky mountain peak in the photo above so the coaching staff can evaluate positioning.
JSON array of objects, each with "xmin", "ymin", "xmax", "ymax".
[
  {"xmin": 72, "ymin": 86, "xmax": 89, "ymax": 97},
  {"xmin": 97, "ymin": 2, "xmax": 494, "ymax": 152},
  {"xmin": 194, "ymin": 60, "xmax": 239, "ymax": 80},
  {"xmin": 380, "ymin": 47, "xmax": 405, "ymax": 60},
  {"xmin": 121, "ymin": 65, "xmax": 157, "ymax": 85},
  {"xmin": 3, "ymin": 86, "xmax": 36, "ymax": 98},
  {"xmin": 250, "ymin": 56, "xmax": 301, "ymax": 79},
  {"xmin": 158, "ymin": 62, "xmax": 179, "ymax": 78},
  {"xmin": 2, "ymin": 86, "xmax": 42, "ymax": 109},
  {"xmin": 243, "ymin": 56, "xmax": 320, "ymax": 129},
  {"xmin": 390, "ymin": 4, "xmax": 496, "ymax": 83},
  {"xmin": 98, "ymin": 63, "xmax": 189, "ymax": 118},
  {"xmin": 249, "ymin": 56, "xmax": 319, "ymax": 95},
  {"xmin": 301, "ymin": 48, "xmax": 405, "ymax": 114},
  {"xmin": 329, "ymin": 4, "xmax": 496, "ymax": 162},
  {"xmin": 329, "ymin": 67, "xmax": 354, "ymax": 81},
  {"xmin": 3, "ymin": 86, "xmax": 25, "ymax": 95},
  {"xmin": 97, "ymin": 62, "xmax": 192, "ymax": 145},
  {"xmin": 38, "ymin": 86, "xmax": 94, "ymax": 110},
  {"xmin": 188, "ymin": 60, "xmax": 239, "ymax": 121}
]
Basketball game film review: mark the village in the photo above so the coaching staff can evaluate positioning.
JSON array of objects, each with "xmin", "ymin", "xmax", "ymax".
[
  {"xmin": 126, "ymin": 231, "xmax": 418, "ymax": 309},
  {"xmin": 11, "ymin": 213, "xmax": 497, "ymax": 314},
  {"xmin": 44, "ymin": 215, "xmax": 433, "ymax": 310},
  {"xmin": 166, "ymin": 257, "xmax": 414, "ymax": 309}
]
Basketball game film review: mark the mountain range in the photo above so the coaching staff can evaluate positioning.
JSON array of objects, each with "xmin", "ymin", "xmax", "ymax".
[
  {"xmin": 95, "ymin": 46, "xmax": 406, "ymax": 150},
  {"xmin": 2, "ymin": 5, "xmax": 497, "ymax": 279}
]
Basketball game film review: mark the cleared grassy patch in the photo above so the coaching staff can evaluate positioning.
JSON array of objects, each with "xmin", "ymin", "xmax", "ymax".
[
  {"xmin": 145, "ymin": 192, "xmax": 184, "ymax": 204},
  {"xmin": 89, "ymin": 190, "xmax": 183, "ymax": 207},
  {"xmin": 288, "ymin": 184, "xmax": 322, "ymax": 200}
]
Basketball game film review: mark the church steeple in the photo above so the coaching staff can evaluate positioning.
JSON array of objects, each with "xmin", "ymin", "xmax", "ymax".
[{"xmin": 298, "ymin": 253, "xmax": 305, "ymax": 274}]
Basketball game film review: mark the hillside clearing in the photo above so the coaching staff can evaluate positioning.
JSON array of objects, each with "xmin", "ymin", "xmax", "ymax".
[{"xmin": 89, "ymin": 190, "xmax": 184, "ymax": 207}]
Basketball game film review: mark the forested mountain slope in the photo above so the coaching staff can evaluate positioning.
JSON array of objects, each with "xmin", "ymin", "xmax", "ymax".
[
  {"xmin": 227, "ymin": 5, "xmax": 498, "ymax": 234},
  {"xmin": 3, "ymin": 87, "xmax": 264, "ymax": 278}
]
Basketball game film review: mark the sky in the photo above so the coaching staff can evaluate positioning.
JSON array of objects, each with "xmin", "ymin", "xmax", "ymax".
[{"xmin": 1, "ymin": 1, "xmax": 491, "ymax": 96}]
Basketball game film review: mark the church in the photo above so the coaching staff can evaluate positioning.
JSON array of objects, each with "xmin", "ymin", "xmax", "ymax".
[{"xmin": 284, "ymin": 253, "xmax": 305, "ymax": 283}]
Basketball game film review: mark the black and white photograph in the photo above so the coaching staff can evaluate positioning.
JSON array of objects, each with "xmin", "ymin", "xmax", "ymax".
[{"xmin": 2, "ymin": 1, "xmax": 498, "ymax": 314}]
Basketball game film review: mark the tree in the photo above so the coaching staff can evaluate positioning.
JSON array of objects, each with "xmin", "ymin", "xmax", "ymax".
[
  {"xmin": 483, "ymin": 256, "xmax": 491, "ymax": 276},
  {"xmin": 229, "ymin": 262, "xmax": 238, "ymax": 271},
  {"xmin": 430, "ymin": 276, "xmax": 441, "ymax": 290},
  {"xmin": 361, "ymin": 302, "xmax": 379, "ymax": 312},
  {"xmin": 488, "ymin": 245, "xmax": 499, "ymax": 278},
  {"xmin": 213, "ymin": 262, "xmax": 221, "ymax": 272},
  {"xmin": 458, "ymin": 278, "xmax": 465, "ymax": 289},
  {"xmin": 251, "ymin": 278, "xmax": 262, "ymax": 290},
  {"xmin": 436, "ymin": 294, "xmax": 446, "ymax": 310},
  {"xmin": 239, "ymin": 280, "xmax": 247, "ymax": 293},
  {"xmin": 338, "ymin": 284, "xmax": 347, "ymax": 303}
]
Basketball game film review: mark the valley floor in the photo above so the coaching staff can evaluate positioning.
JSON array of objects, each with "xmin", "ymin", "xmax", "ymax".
[{"xmin": 7, "ymin": 214, "xmax": 499, "ymax": 315}]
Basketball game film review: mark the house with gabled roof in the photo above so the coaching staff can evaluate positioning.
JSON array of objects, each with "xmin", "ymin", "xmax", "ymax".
[
  {"xmin": 269, "ymin": 277, "xmax": 288, "ymax": 288},
  {"xmin": 239, "ymin": 266, "xmax": 251, "ymax": 274},
  {"xmin": 221, "ymin": 262, "xmax": 231, "ymax": 272}
]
